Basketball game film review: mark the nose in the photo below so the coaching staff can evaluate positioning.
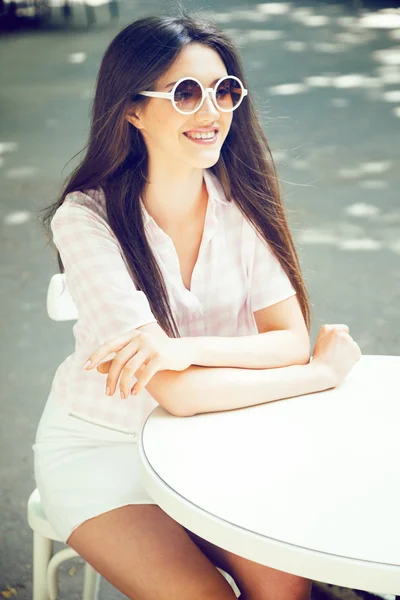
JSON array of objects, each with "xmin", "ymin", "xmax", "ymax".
[{"xmin": 195, "ymin": 89, "xmax": 220, "ymax": 121}]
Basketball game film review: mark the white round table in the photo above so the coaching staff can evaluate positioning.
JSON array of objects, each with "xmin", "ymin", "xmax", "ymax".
[{"xmin": 138, "ymin": 355, "xmax": 400, "ymax": 597}]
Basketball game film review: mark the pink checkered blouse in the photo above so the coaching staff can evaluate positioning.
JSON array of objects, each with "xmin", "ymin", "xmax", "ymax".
[{"xmin": 49, "ymin": 169, "xmax": 296, "ymax": 432}]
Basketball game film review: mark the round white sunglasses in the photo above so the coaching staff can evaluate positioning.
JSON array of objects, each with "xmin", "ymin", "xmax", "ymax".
[{"xmin": 138, "ymin": 75, "xmax": 248, "ymax": 115}]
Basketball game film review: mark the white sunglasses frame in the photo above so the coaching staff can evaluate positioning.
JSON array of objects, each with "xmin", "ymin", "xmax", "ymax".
[{"xmin": 138, "ymin": 75, "xmax": 248, "ymax": 115}]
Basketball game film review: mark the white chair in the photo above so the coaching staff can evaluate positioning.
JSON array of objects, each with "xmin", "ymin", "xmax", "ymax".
[
  {"xmin": 27, "ymin": 489, "xmax": 100, "ymax": 600},
  {"xmin": 28, "ymin": 274, "xmax": 99, "ymax": 600},
  {"xmin": 28, "ymin": 273, "xmax": 240, "ymax": 599},
  {"xmin": 46, "ymin": 272, "xmax": 79, "ymax": 321}
]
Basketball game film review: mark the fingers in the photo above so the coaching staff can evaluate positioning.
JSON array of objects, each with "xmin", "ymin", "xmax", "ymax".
[
  {"xmin": 119, "ymin": 349, "xmax": 151, "ymax": 399},
  {"xmin": 130, "ymin": 360, "xmax": 161, "ymax": 397},
  {"xmin": 321, "ymin": 324, "xmax": 349, "ymax": 334},
  {"xmin": 83, "ymin": 330, "xmax": 141, "ymax": 370},
  {"xmin": 323, "ymin": 324, "xmax": 362, "ymax": 360},
  {"xmin": 106, "ymin": 342, "xmax": 143, "ymax": 397},
  {"xmin": 100, "ymin": 351, "xmax": 161, "ymax": 399},
  {"xmin": 97, "ymin": 360, "xmax": 112, "ymax": 373},
  {"xmin": 319, "ymin": 324, "xmax": 350, "ymax": 342},
  {"xmin": 333, "ymin": 324, "xmax": 349, "ymax": 333},
  {"xmin": 86, "ymin": 329, "xmax": 164, "ymax": 400},
  {"xmin": 350, "ymin": 338, "xmax": 362, "ymax": 360}
]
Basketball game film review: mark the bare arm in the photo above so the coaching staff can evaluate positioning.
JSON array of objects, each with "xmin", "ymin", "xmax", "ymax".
[
  {"xmin": 144, "ymin": 324, "xmax": 360, "ymax": 418},
  {"xmin": 128, "ymin": 322, "xmax": 322, "ymax": 416},
  {"xmin": 153, "ymin": 360, "xmax": 332, "ymax": 418},
  {"xmin": 94, "ymin": 324, "xmax": 358, "ymax": 417},
  {"xmin": 184, "ymin": 329, "xmax": 310, "ymax": 370},
  {"xmin": 182, "ymin": 296, "xmax": 311, "ymax": 370}
]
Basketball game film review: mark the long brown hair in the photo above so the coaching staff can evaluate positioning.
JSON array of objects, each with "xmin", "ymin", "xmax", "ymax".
[{"xmin": 39, "ymin": 12, "xmax": 311, "ymax": 338}]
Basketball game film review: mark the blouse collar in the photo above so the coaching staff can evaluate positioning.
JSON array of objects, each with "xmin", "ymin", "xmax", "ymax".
[{"xmin": 139, "ymin": 169, "xmax": 229, "ymax": 231}]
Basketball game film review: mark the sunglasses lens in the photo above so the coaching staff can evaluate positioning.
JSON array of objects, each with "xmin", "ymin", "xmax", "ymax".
[
  {"xmin": 215, "ymin": 77, "xmax": 243, "ymax": 111},
  {"xmin": 174, "ymin": 79, "xmax": 203, "ymax": 113}
]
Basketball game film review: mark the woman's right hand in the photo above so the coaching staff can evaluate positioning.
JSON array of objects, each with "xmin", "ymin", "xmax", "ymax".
[{"xmin": 311, "ymin": 324, "xmax": 362, "ymax": 388}]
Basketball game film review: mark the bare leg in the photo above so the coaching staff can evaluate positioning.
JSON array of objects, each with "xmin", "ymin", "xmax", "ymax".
[
  {"xmin": 67, "ymin": 504, "xmax": 237, "ymax": 600},
  {"xmin": 186, "ymin": 528, "xmax": 312, "ymax": 600}
]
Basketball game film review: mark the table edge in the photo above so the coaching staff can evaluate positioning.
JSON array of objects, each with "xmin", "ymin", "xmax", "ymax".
[{"xmin": 138, "ymin": 424, "xmax": 400, "ymax": 596}]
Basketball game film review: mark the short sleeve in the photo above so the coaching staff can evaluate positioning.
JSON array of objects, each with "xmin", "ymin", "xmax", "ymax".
[
  {"xmin": 250, "ymin": 228, "xmax": 297, "ymax": 313},
  {"xmin": 51, "ymin": 195, "xmax": 157, "ymax": 345}
]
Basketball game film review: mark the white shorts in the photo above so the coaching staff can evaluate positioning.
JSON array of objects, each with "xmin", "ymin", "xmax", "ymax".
[{"xmin": 33, "ymin": 393, "xmax": 156, "ymax": 543}]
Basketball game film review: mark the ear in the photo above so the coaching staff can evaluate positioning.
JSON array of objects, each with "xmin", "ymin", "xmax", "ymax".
[{"xmin": 126, "ymin": 105, "xmax": 146, "ymax": 130}]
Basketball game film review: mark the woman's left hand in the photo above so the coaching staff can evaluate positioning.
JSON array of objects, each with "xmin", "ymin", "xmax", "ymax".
[{"xmin": 83, "ymin": 330, "xmax": 194, "ymax": 398}]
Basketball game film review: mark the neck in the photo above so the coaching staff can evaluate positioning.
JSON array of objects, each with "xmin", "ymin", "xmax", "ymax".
[{"xmin": 141, "ymin": 161, "xmax": 207, "ymax": 233}]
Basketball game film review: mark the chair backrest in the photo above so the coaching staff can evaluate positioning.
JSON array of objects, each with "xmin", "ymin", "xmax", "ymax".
[{"xmin": 47, "ymin": 273, "xmax": 78, "ymax": 321}]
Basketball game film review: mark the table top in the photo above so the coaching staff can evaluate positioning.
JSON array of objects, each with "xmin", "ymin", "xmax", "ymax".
[{"xmin": 138, "ymin": 355, "xmax": 400, "ymax": 596}]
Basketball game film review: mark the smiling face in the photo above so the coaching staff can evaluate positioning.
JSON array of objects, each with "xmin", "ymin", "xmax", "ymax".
[{"xmin": 127, "ymin": 43, "xmax": 233, "ymax": 170}]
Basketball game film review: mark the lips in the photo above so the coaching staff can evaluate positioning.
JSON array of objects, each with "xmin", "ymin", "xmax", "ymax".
[
  {"xmin": 183, "ymin": 130, "xmax": 219, "ymax": 145},
  {"xmin": 184, "ymin": 128, "xmax": 219, "ymax": 134}
]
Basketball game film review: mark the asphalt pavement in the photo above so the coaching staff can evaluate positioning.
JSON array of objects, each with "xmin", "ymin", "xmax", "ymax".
[{"xmin": 0, "ymin": 0, "xmax": 399, "ymax": 598}]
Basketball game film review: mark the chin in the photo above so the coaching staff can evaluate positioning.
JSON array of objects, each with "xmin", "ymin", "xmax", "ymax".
[{"xmin": 190, "ymin": 152, "xmax": 221, "ymax": 170}]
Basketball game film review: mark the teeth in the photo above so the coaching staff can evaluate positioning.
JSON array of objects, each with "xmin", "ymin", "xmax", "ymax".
[{"xmin": 186, "ymin": 131, "xmax": 216, "ymax": 140}]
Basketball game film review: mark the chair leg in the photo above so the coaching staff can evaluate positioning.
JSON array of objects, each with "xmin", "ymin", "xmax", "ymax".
[
  {"xmin": 33, "ymin": 531, "xmax": 52, "ymax": 600},
  {"xmin": 216, "ymin": 567, "xmax": 240, "ymax": 598},
  {"xmin": 47, "ymin": 547, "xmax": 80, "ymax": 600},
  {"xmin": 82, "ymin": 564, "xmax": 101, "ymax": 600}
]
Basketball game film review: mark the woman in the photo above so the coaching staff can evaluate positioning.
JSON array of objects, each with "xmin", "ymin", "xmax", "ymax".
[{"xmin": 34, "ymin": 13, "xmax": 361, "ymax": 600}]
